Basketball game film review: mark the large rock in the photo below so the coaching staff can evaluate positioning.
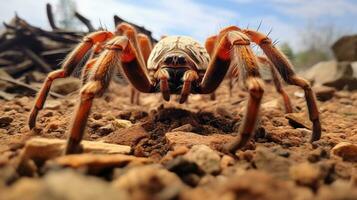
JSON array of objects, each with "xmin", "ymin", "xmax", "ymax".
[
  {"xmin": 112, "ymin": 165, "xmax": 185, "ymax": 200},
  {"xmin": 332, "ymin": 34, "xmax": 357, "ymax": 62},
  {"xmin": 17, "ymin": 138, "xmax": 131, "ymax": 176},
  {"xmin": 20, "ymin": 138, "xmax": 131, "ymax": 161},
  {"xmin": 304, "ymin": 60, "xmax": 357, "ymax": 90},
  {"xmin": 1, "ymin": 170, "xmax": 127, "ymax": 200},
  {"xmin": 46, "ymin": 154, "xmax": 152, "ymax": 174}
]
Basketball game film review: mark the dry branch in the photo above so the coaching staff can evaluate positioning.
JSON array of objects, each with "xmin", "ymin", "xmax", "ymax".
[
  {"xmin": 22, "ymin": 47, "xmax": 52, "ymax": 72},
  {"xmin": 46, "ymin": 3, "xmax": 59, "ymax": 31},
  {"xmin": 0, "ymin": 76, "xmax": 64, "ymax": 98},
  {"xmin": 75, "ymin": 12, "xmax": 95, "ymax": 32}
]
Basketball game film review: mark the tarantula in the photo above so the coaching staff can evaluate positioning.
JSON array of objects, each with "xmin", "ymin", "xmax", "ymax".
[{"xmin": 28, "ymin": 23, "xmax": 321, "ymax": 154}]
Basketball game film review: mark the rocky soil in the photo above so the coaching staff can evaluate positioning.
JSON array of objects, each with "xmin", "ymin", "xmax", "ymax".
[{"xmin": 0, "ymin": 78, "xmax": 356, "ymax": 200}]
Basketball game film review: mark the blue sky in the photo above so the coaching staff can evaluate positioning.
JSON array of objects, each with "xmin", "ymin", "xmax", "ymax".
[{"xmin": 1, "ymin": 0, "xmax": 356, "ymax": 51}]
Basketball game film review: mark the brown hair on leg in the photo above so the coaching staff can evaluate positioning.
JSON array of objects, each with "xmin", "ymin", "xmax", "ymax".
[
  {"xmin": 257, "ymin": 56, "xmax": 293, "ymax": 113},
  {"xmin": 28, "ymin": 31, "xmax": 113, "ymax": 129},
  {"xmin": 245, "ymin": 29, "xmax": 321, "ymax": 142},
  {"xmin": 225, "ymin": 43, "xmax": 265, "ymax": 153}
]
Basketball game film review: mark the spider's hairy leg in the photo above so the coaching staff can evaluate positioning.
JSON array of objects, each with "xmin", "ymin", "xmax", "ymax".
[
  {"xmin": 199, "ymin": 26, "xmax": 243, "ymax": 93},
  {"xmin": 81, "ymin": 58, "xmax": 98, "ymax": 85},
  {"xmin": 115, "ymin": 22, "xmax": 154, "ymax": 94},
  {"xmin": 28, "ymin": 31, "xmax": 113, "ymax": 129},
  {"xmin": 244, "ymin": 29, "xmax": 321, "ymax": 142},
  {"xmin": 199, "ymin": 26, "xmax": 265, "ymax": 152},
  {"xmin": 138, "ymin": 33, "xmax": 153, "ymax": 63},
  {"xmin": 205, "ymin": 33, "xmax": 238, "ymax": 98},
  {"xmin": 257, "ymin": 56, "xmax": 293, "ymax": 113},
  {"xmin": 130, "ymin": 87, "xmax": 140, "ymax": 105},
  {"xmin": 128, "ymin": 33, "xmax": 153, "ymax": 105},
  {"xmin": 205, "ymin": 35, "xmax": 218, "ymax": 100},
  {"xmin": 116, "ymin": 22, "xmax": 146, "ymax": 67},
  {"xmin": 155, "ymin": 68, "xmax": 170, "ymax": 101},
  {"xmin": 66, "ymin": 36, "xmax": 134, "ymax": 154},
  {"xmin": 224, "ymin": 32, "xmax": 265, "ymax": 153},
  {"xmin": 179, "ymin": 70, "xmax": 199, "ymax": 103},
  {"xmin": 205, "ymin": 35, "xmax": 218, "ymax": 56}
]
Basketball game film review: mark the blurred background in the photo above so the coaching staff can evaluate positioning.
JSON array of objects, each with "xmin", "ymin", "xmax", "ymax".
[{"xmin": 0, "ymin": 0, "xmax": 356, "ymax": 82}]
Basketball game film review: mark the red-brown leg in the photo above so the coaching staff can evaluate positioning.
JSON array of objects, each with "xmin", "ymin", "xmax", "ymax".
[
  {"xmin": 179, "ymin": 70, "xmax": 199, "ymax": 103},
  {"xmin": 134, "ymin": 90, "xmax": 141, "ymax": 105},
  {"xmin": 155, "ymin": 68, "xmax": 170, "ymax": 101},
  {"xmin": 81, "ymin": 58, "xmax": 98, "ymax": 85},
  {"xmin": 66, "ymin": 35, "xmax": 154, "ymax": 154},
  {"xmin": 138, "ymin": 33, "xmax": 153, "ymax": 63},
  {"xmin": 227, "ymin": 76, "xmax": 264, "ymax": 153},
  {"xmin": 245, "ymin": 29, "xmax": 321, "ymax": 142},
  {"xmin": 116, "ymin": 22, "xmax": 146, "ymax": 68},
  {"xmin": 28, "ymin": 70, "xmax": 66, "ymax": 129},
  {"xmin": 200, "ymin": 27, "xmax": 264, "ymax": 153},
  {"xmin": 205, "ymin": 35, "xmax": 218, "ymax": 100},
  {"xmin": 257, "ymin": 56, "xmax": 293, "ymax": 113},
  {"xmin": 28, "ymin": 31, "xmax": 113, "ymax": 129},
  {"xmin": 199, "ymin": 26, "xmax": 247, "ymax": 93},
  {"xmin": 130, "ymin": 87, "xmax": 136, "ymax": 104},
  {"xmin": 128, "ymin": 33, "xmax": 152, "ymax": 105},
  {"xmin": 129, "ymin": 87, "xmax": 141, "ymax": 105},
  {"xmin": 205, "ymin": 35, "xmax": 218, "ymax": 56},
  {"xmin": 116, "ymin": 24, "xmax": 153, "ymax": 92}
]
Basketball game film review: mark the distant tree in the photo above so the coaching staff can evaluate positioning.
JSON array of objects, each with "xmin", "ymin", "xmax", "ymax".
[
  {"xmin": 56, "ymin": 0, "xmax": 79, "ymax": 30},
  {"xmin": 279, "ymin": 42, "xmax": 294, "ymax": 61},
  {"xmin": 294, "ymin": 21, "xmax": 348, "ymax": 70}
]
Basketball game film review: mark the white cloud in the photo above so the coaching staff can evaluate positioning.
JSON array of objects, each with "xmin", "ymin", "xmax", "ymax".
[
  {"xmin": 231, "ymin": 0, "xmax": 357, "ymax": 19},
  {"xmin": 2, "ymin": 0, "xmax": 351, "ymax": 51},
  {"xmin": 0, "ymin": 0, "xmax": 57, "ymax": 29},
  {"xmin": 73, "ymin": 0, "xmax": 239, "ymax": 42},
  {"xmin": 0, "ymin": 0, "xmax": 241, "ymax": 42}
]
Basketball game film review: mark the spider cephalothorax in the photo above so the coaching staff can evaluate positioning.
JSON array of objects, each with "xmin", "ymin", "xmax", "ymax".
[
  {"xmin": 28, "ymin": 23, "xmax": 321, "ymax": 155},
  {"xmin": 148, "ymin": 36, "xmax": 210, "ymax": 102}
]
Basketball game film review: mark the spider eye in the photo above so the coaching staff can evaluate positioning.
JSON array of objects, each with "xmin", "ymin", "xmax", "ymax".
[
  {"xmin": 177, "ymin": 56, "xmax": 186, "ymax": 65},
  {"xmin": 164, "ymin": 56, "xmax": 173, "ymax": 65}
]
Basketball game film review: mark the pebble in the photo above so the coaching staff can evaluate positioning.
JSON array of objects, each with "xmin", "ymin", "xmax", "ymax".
[
  {"xmin": 43, "ymin": 100, "xmax": 61, "ymax": 109},
  {"xmin": 112, "ymin": 119, "xmax": 132, "ymax": 129},
  {"xmin": 171, "ymin": 124, "xmax": 194, "ymax": 132},
  {"xmin": 0, "ymin": 116, "xmax": 13, "ymax": 128},
  {"xmin": 112, "ymin": 165, "xmax": 184, "ymax": 200},
  {"xmin": 97, "ymin": 123, "xmax": 115, "ymax": 136},
  {"xmin": 184, "ymin": 145, "xmax": 221, "ymax": 174},
  {"xmin": 254, "ymin": 146, "xmax": 292, "ymax": 180},
  {"xmin": 331, "ymin": 142, "xmax": 357, "ymax": 162},
  {"xmin": 285, "ymin": 113, "xmax": 312, "ymax": 130},
  {"xmin": 164, "ymin": 156, "xmax": 204, "ymax": 186}
]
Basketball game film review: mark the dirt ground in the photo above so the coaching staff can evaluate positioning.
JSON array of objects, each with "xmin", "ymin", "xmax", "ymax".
[{"xmin": 0, "ymin": 79, "xmax": 356, "ymax": 200}]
